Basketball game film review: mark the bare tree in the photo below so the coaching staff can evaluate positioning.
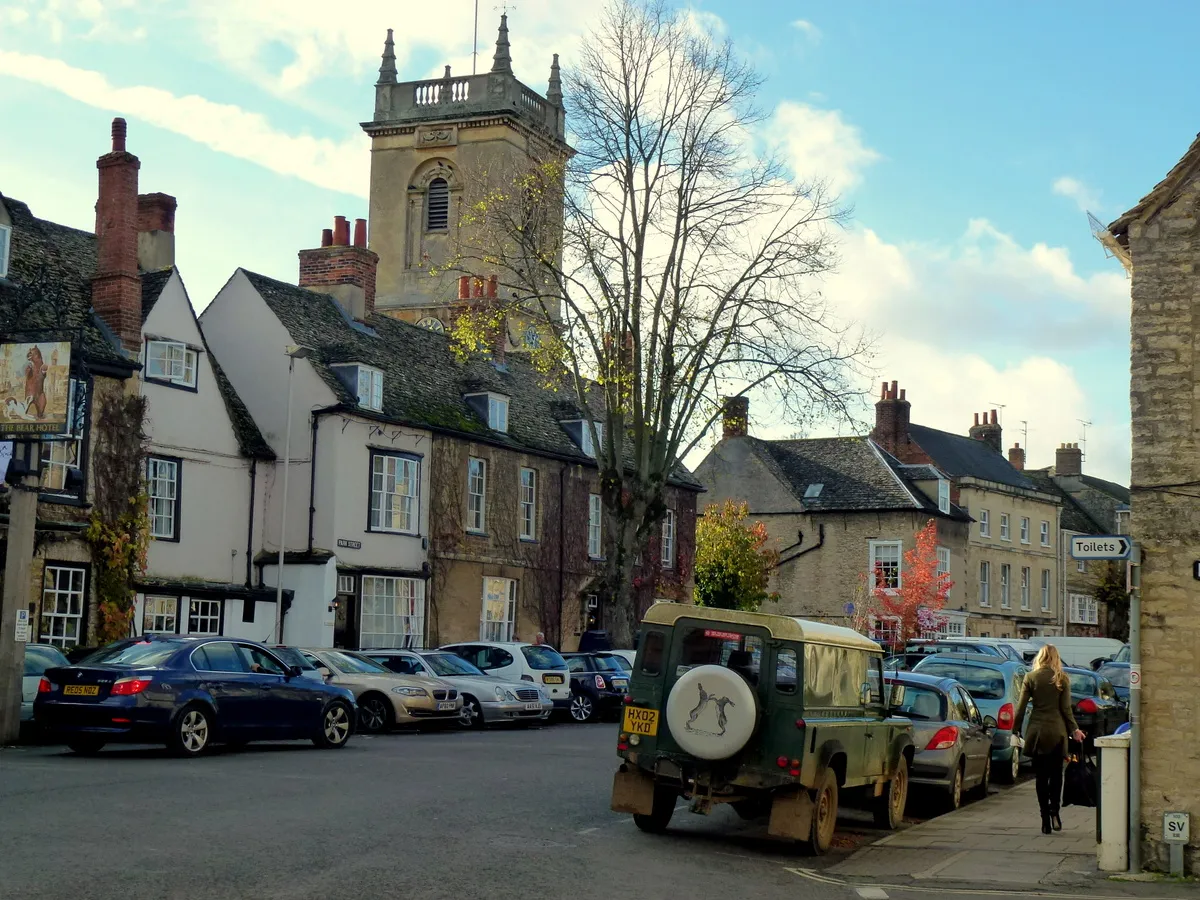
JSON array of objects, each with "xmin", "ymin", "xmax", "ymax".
[{"xmin": 451, "ymin": 0, "xmax": 869, "ymax": 646}]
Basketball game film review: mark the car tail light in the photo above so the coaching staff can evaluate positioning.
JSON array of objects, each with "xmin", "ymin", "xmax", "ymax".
[
  {"xmin": 595, "ymin": 675, "xmax": 606, "ymax": 690},
  {"xmin": 38, "ymin": 677, "xmax": 52, "ymax": 693},
  {"xmin": 623, "ymin": 695, "xmax": 633, "ymax": 705},
  {"xmin": 112, "ymin": 717, "xmax": 131, "ymax": 724},
  {"xmin": 1077, "ymin": 698, "xmax": 1099, "ymax": 714},
  {"xmin": 776, "ymin": 756, "xmax": 788, "ymax": 768},
  {"xmin": 789, "ymin": 768, "xmax": 800, "ymax": 777},
  {"xmin": 795, "ymin": 718, "xmax": 806, "ymax": 730},
  {"xmin": 997, "ymin": 702, "xmax": 1015, "ymax": 730},
  {"xmin": 110, "ymin": 677, "xmax": 153, "ymax": 696},
  {"xmin": 926, "ymin": 725, "xmax": 960, "ymax": 751}
]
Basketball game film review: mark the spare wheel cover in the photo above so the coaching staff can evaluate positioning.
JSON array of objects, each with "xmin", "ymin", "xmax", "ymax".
[{"xmin": 665, "ymin": 664, "xmax": 757, "ymax": 760}]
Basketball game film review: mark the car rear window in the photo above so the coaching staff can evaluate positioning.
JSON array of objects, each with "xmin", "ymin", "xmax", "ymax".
[
  {"xmin": 1099, "ymin": 665, "xmax": 1129, "ymax": 688},
  {"xmin": 917, "ymin": 663, "xmax": 1006, "ymax": 700},
  {"xmin": 1068, "ymin": 673, "xmax": 1097, "ymax": 698},
  {"xmin": 594, "ymin": 655, "xmax": 626, "ymax": 672},
  {"xmin": 272, "ymin": 648, "xmax": 315, "ymax": 670},
  {"xmin": 522, "ymin": 646, "xmax": 567, "ymax": 670},
  {"xmin": 23, "ymin": 647, "xmax": 68, "ymax": 675},
  {"xmin": 423, "ymin": 653, "xmax": 484, "ymax": 677},
  {"xmin": 679, "ymin": 627, "xmax": 763, "ymax": 673},
  {"xmin": 892, "ymin": 684, "xmax": 945, "ymax": 720},
  {"xmin": 81, "ymin": 641, "xmax": 183, "ymax": 667}
]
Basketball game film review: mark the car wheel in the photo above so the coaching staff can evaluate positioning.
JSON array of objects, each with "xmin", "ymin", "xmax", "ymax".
[
  {"xmin": 873, "ymin": 754, "xmax": 909, "ymax": 829},
  {"xmin": 357, "ymin": 693, "xmax": 393, "ymax": 734},
  {"xmin": 969, "ymin": 756, "xmax": 991, "ymax": 801},
  {"xmin": 458, "ymin": 696, "xmax": 484, "ymax": 730},
  {"xmin": 569, "ymin": 692, "xmax": 595, "ymax": 723},
  {"xmin": 66, "ymin": 737, "xmax": 105, "ymax": 756},
  {"xmin": 633, "ymin": 785, "xmax": 677, "ymax": 834},
  {"xmin": 947, "ymin": 761, "xmax": 964, "ymax": 812},
  {"xmin": 312, "ymin": 701, "xmax": 353, "ymax": 749},
  {"xmin": 808, "ymin": 768, "xmax": 839, "ymax": 855},
  {"xmin": 169, "ymin": 703, "xmax": 212, "ymax": 758},
  {"xmin": 996, "ymin": 749, "xmax": 1020, "ymax": 785}
]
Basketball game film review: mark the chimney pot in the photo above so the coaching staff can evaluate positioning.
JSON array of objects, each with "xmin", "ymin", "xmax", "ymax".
[
  {"xmin": 974, "ymin": 413, "xmax": 980, "ymax": 426},
  {"xmin": 890, "ymin": 379, "xmax": 898, "ymax": 399},
  {"xmin": 870, "ymin": 378, "xmax": 911, "ymax": 457},
  {"xmin": 899, "ymin": 388, "xmax": 905, "ymax": 400},
  {"xmin": 333, "ymin": 216, "xmax": 350, "ymax": 246},
  {"xmin": 722, "ymin": 396, "xmax": 750, "ymax": 439},
  {"xmin": 880, "ymin": 381, "xmax": 888, "ymax": 400},
  {"xmin": 353, "ymin": 218, "xmax": 367, "ymax": 248},
  {"xmin": 298, "ymin": 222, "xmax": 379, "ymax": 321},
  {"xmin": 321, "ymin": 228, "xmax": 333, "ymax": 247},
  {"xmin": 111, "ymin": 117, "xmax": 127, "ymax": 152},
  {"xmin": 990, "ymin": 410, "xmax": 998, "ymax": 425}
]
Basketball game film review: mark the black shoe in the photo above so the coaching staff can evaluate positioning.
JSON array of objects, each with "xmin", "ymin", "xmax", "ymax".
[
  {"xmin": 1041, "ymin": 814, "xmax": 1052, "ymax": 835},
  {"xmin": 1051, "ymin": 814, "xmax": 1062, "ymax": 832}
]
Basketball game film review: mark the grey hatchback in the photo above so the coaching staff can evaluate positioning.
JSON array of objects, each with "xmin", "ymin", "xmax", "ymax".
[{"xmin": 912, "ymin": 653, "xmax": 1030, "ymax": 785}]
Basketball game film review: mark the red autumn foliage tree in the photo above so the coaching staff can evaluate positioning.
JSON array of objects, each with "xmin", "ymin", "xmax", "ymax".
[{"xmin": 867, "ymin": 519, "xmax": 953, "ymax": 646}]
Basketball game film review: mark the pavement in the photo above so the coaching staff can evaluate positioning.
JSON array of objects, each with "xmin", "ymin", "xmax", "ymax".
[{"xmin": 0, "ymin": 724, "xmax": 1192, "ymax": 900}]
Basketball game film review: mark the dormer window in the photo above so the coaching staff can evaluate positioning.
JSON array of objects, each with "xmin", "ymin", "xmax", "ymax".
[
  {"xmin": 426, "ymin": 177, "xmax": 449, "ymax": 230},
  {"xmin": 145, "ymin": 339, "xmax": 198, "ymax": 389},
  {"xmin": 465, "ymin": 392, "xmax": 510, "ymax": 433},
  {"xmin": 0, "ymin": 224, "xmax": 10, "ymax": 278},
  {"xmin": 937, "ymin": 477, "xmax": 950, "ymax": 514},
  {"xmin": 580, "ymin": 422, "xmax": 602, "ymax": 458},
  {"xmin": 332, "ymin": 363, "xmax": 383, "ymax": 411}
]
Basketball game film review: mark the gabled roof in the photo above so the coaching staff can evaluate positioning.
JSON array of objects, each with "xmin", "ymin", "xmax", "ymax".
[
  {"xmin": 1080, "ymin": 474, "xmax": 1131, "ymax": 505},
  {"xmin": 239, "ymin": 270, "xmax": 700, "ymax": 487},
  {"xmin": 209, "ymin": 352, "xmax": 275, "ymax": 460},
  {"xmin": 139, "ymin": 268, "xmax": 174, "ymax": 324},
  {"xmin": 741, "ymin": 435, "xmax": 966, "ymax": 518},
  {"xmin": 1109, "ymin": 132, "xmax": 1200, "ymax": 246},
  {"xmin": 907, "ymin": 423, "xmax": 1034, "ymax": 491},
  {"xmin": 1024, "ymin": 470, "xmax": 1101, "ymax": 535}
]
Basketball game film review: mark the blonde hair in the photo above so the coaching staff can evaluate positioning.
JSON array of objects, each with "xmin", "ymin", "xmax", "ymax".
[{"xmin": 1033, "ymin": 644, "xmax": 1067, "ymax": 690}]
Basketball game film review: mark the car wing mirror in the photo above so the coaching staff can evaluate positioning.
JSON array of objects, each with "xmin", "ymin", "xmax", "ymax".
[
  {"xmin": 983, "ymin": 715, "xmax": 998, "ymax": 732},
  {"xmin": 287, "ymin": 665, "xmax": 303, "ymax": 678},
  {"xmin": 316, "ymin": 666, "xmax": 332, "ymax": 680},
  {"xmin": 887, "ymin": 684, "xmax": 906, "ymax": 709}
]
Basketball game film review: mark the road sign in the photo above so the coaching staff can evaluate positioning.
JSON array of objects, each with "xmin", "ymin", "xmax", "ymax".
[
  {"xmin": 1129, "ymin": 665, "xmax": 1141, "ymax": 691},
  {"xmin": 1164, "ymin": 811, "xmax": 1190, "ymax": 844},
  {"xmin": 13, "ymin": 609, "xmax": 28, "ymax": 643},
  {"xmin": 1070, "ymin": 535, "xmax": 1131, "ymax": 560}
]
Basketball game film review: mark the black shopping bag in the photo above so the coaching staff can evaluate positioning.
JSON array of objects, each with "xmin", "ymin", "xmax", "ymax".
[{"xmin": 1063, "ymin": 752, "xmax": 1097, "ymax": 808}]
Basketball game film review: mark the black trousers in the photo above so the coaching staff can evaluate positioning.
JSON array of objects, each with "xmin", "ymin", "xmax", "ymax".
[{"xmin": 1033, "ymin": 751, "xmax": 1064, "ymax": 816}]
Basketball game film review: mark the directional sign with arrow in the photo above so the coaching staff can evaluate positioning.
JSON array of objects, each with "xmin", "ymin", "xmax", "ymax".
[{"xmin": 1070, "ymin": 535, "xmax": 1131, "ymax": 560}]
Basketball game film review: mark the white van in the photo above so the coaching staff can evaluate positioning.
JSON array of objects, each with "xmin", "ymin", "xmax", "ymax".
[{"xmin": 1029, "ymin": 636, "xmax": 1124, "ymax": 669}]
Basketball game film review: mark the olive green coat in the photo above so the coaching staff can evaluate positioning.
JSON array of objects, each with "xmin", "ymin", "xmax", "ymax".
[{"xmin": 1014, "ymin": 667, "xmax": 1079, "ymax": 759}]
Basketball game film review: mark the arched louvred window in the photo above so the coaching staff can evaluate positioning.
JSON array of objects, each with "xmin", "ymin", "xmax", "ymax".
[{"xmin": 425, "ymin": 177, "xmax": 449, "ymax": 230}]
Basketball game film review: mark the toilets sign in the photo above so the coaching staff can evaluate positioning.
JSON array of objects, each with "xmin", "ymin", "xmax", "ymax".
[{"xmin": 1070, "ymin": 536, "xmax": 1131, "ymax": 560}]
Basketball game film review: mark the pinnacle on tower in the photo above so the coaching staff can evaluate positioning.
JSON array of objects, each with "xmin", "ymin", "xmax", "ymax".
[
  {"xmin": 491, "ymin": 14, "xmax": 513, "ymax": 74},
  {"xmin": 377, "ymin": 28, "xmax": 397, "ymax": 85},
  {"xmin": 547, "ymin": 53, "xmax": 562, "ymax": 107}
]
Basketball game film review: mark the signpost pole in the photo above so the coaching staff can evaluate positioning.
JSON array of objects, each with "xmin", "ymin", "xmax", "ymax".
[
  {"xmin": 1128, "ymin": 543, "xmax": 1142, "ymax": 874},
  {"xmin": 0, "ymin": 443, "xmax": 41, "ymax": 745}
]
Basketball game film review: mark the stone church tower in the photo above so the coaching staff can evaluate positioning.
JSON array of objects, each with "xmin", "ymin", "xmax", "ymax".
[{"xmin": 362, "ymin": 16, "xmax": 571, "ymax": 334}]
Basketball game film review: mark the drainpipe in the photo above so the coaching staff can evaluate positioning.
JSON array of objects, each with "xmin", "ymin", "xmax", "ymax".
[
  {"xmin": 307, "ymin": 410, "xmax": 325, "ymax": 554},
  {"xmin": 245, "ymin": 458, "xmax": 257, "ymax": 587},
  {"xmin": 558, "ymin": 465, "xmax": 566, "ymax": 648},
  {"xmin": 775, "ymin": 523, "xmax": 825, "ymax": 568}
]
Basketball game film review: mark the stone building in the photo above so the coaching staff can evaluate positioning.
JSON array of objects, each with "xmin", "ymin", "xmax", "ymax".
[
  {"xmin": 694, "ymin": 398, "xmax": 972, "ymax": 639},
  {"xmin": 870, "ymin": 382, "xmax": 1062, "ymax": 638},
  {"xmin": 1104, "ymin": 132, "xmax": 1200, "ymax": 870}
]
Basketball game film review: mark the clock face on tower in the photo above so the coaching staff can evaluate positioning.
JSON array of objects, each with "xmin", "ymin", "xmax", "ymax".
[{"xmin": 417, "ymin": 317, "xmax": 445, "ymax": 333}]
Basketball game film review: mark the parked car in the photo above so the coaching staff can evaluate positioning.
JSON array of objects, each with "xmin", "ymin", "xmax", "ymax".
[
  {"xmin": 912, "ymin": 653, "xmax": 1030, "ymax": 784},
  {"xmin": 439, "ymin": 641, "xmax": 572, "ymax": 711},
  {"xmin": 270, "ymin": 645, "xmax": 324, "ymax": 681},
  {"xmin": 887, "ymin": 640, "xmax": 1007, "ymax": 672},
  {"xmin": 359, "ymin": 649, "xmax": 552, "ymax": 728},
  {"xmin": 34, "ymin": 636, "xmax": 356, "ymax": 756},
  {"xmin": 937, "ymin": 637, "xmax": 1039, "ymax": 664},
  {"xmin": 561, "ymin": 652, "xmax": 630, "ymax": 722},
  {"xmin": 886, "ymin": 671, "xmax": 995, "ymax": 810},
  {"xmin": 300, "ymin": 648, "xmax": 461, "ymax": 733},
  {"xmin": 607, "ymin": 650, "xmax": 636, "ymax": 670},
  {"xmin": 1065, "ymin": 666, "xmax": 1128, "ymax": 746},
  {"xmin": 612, "ymin": 604, "xmax": 914, "ymax": 855},
  {"xmin": 22, "ymin": 644, "xmax": 70, "ymax": 725},
  {"xmin": 1097, "ymin": 661, "xmax": 1131, "ymax": 703}
]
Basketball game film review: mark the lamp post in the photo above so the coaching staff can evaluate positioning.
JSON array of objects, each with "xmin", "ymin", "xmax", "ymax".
[{"xmin": 276, "ymin": 345, "xmax": 312, "ymax": 644}]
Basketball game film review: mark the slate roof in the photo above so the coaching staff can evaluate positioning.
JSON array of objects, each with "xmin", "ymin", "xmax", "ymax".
[
  {"xmin": 907, "ymin": 423, "xmax": 1035, "ymax": 491},
  {"xmin": 0, "ymin": 194, "xmax": 134, "ymax": 372},
  {"xmin": 139, "ymin": 268, "xmax": 174, "ymax": 324},
  {"xmin": 742, "ymin": 435, "xmax": 967, "ymax": 518},
  {"xmin": 1080, "ymin": 474, "xmax": 1130, "ymax": 505},
  {"xmin": 240, "ymin": 270, "xmax": 701, "ymax": 488},
  {"xmin": 1025, "ymin": 470, "xmax": 1100, "ymax": 535},
  {"xmin": 1109, "ymin": 132, "xmax": 1200, "ymax": 246}
]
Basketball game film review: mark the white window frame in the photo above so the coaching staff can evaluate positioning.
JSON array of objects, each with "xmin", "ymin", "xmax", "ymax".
[
  {"xmin": 188, "ymin": 598, "xmax": 222, "ymax": 635},
  {"xmin": 480, "ymin": 576, "xmax": 517, "ymax": 642},
  {"xmin": 869, "ymin": 539, "xmax": 903, "ymax": 592},
  {"xmin": 360, "ymin": 576, "xmax": 426, "ymax": 648},
  {"xmin": 1000, "ymin": 563, "xmax": 1011, "ymax": 608},
  {"xmin": 869, "ymin": 614, "xmax": 902, "ymax": 646},
  {"xmin": 1020, "ymin": 517, "xmax": 1030, "ymax": 544},
  {"xmin": 40, "ymin": 565, "xmax": 86, "ymax": 647},
  {"xmin": 369, "ymin": 452, "xmax": 419, "ymax": 534},
  {"xmin": 937, "ymin": 618, "xmax": 966, "ymax": 638},
  {"xmin": 487, "ymin": 395, "xmax": 509, "ymax": 433},
  {"xmin": 1077, "ymin": 559, "xmax": 1087, "ymax": 574},
  {"xmin": 0, "ymin": 223, "xmax": 10, "ymax": 278},
  {"xmin": 573, "ymin": 420, "xmax": 604, "ymax": 459},
  {"xmin": 979, "ymin": 561, "xmax": 991, "ymax": 607},
  {"xmin": 1020, "ymin": 566, "xmax": 1031, "ymax": 610},
  {"xmin": 467, "ymin": 457, "xmax": 487, "ymax": 533},
  {"xmin": 517, "ymin": 467, "xmax": 538, "ymax": 541},
  {"xmin": 661, "ymin": 509, "xmax": 676, "ymax": 569},
  {"xmin": 936, "ymin": 546, "xmax": 950, "ymax": 581},
  {"xmin": 337, "ymin": 574, "xmax": 356, "ymax": 595},
  {"xmin": 143, "ymin": 595, "xmax": 178, "ymax": 635},
  {"xmin": 979, "ymin": 509, "xmax": 990, "ymax": 537},
  {"xmin": 999, "ymin": 513, "xmax": 1010, "ymax": 541},
  {"xmin": 588, "ymin": 493, "xmax": 603, "ymax": 559},
  {"xmin": 1069, "ymin": 593, "xmax": 1098, "ymax": 626},
  {"xmin": 1040, "ymin": 520, "xmax": 1050, "ymax": 546},
  {"xmin": 1041, "ymin": 569, "xmax": 1051, "ymax": 612},
  {"xmin": 937, "ymin": 477, "xmax": 950, "ymax": 514},
  {"xmin": 147, "ymin": 456, "xmax": 180, "ymax": 540},
  {"xmin": 145, "ymin": 340, "xmax": 198, "ymax": 388},
  {"xmin": 356, "ymin": 366, "xmax": 383, "ymax": 411}
]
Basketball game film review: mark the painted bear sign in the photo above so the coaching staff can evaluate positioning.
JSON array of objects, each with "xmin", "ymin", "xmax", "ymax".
[{"xmin": 0, "ymin": 341, "xmax": 72, "ymax": 437}]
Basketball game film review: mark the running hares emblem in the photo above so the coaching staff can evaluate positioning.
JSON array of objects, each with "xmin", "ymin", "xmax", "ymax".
[{"xmin": 685, "ymin": 682, "xmax": 736, "ymax": 736}]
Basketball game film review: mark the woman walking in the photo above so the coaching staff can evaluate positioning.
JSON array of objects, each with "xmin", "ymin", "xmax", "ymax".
[{"xmin": 1014, "ymin": 644, "xmax": 1086, "ymax": 834}]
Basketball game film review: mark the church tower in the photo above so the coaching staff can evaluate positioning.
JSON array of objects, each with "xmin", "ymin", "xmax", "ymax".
[{"xmin": 362, "ymin": 16, "xmax": 571, "ymax": 332}]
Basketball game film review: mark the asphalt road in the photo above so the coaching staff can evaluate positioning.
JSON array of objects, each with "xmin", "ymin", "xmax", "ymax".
[{"xmin": 0, "ymin": 720, "xmax": 919, "ymax": 900}]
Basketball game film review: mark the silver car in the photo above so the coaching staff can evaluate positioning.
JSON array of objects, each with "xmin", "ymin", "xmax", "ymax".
[
  {"xmin": 22, "ymin": 644, "xmax": 70, "ymax": 723},
  {"xmin": 362, "ymin": 649, "xmax": 552, "ymax": 728}
]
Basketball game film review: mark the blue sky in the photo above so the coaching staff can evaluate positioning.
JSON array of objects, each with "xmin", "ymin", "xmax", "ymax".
[{"xmin": 1, "ymin": 0, "xmax": 1191, "ymax": 484}]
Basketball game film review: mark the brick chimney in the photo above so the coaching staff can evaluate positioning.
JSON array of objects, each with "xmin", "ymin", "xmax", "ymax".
[
  {"xmin": 968, "ymin": 409, "xmax": 1002, "ymax": 454},
  {"xmin": 298, "ymin": 216, "xmax": 378, "ymax": 320},
  {"xmin": 722, "ymin": 396, "xmax": 749, "ymax": 438},
  {"xmin": 1055, "ymin": 442, "xmax": 1083, "ymax": 477},
  {"xmin": 137, "ymin": 192, "xmax": 177, "ymax": 271},
  {"xmin": 870, "ymin": 380, "xmax": 911, "ymax": 456},
  {"xmin": 92, "ymin": 117, "xmax": 142, "ymax": 352},
  {"xmin": 1008, "ymin": 442, "xmax": 1025, "ymax": 471}
]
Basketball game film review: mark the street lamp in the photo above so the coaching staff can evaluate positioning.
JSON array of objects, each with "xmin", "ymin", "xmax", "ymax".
[{"xmin": 276, "ymin": 344, "xmax": 313, "ymax": 644}]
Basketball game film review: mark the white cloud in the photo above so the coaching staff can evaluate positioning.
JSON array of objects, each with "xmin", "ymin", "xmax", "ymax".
[
  {"xmin": 1053, "ymin": 175, "xmax": 1102, "ymax": 213},
  {"xmin": 0, "ymin": 50, "xmax": 369, "ymax": 197},
  {"xmin": 771, "ymin": 101, "xmax": 880, "ymax": 193},
  {"xmin": 791, "ymin": 19, "xmax": 821, "ymax": 41}
]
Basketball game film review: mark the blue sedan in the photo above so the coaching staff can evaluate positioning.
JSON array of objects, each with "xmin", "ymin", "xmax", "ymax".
[{"xmin": 34, "ymin": 636, "xmax": 357, "ymax": 757}]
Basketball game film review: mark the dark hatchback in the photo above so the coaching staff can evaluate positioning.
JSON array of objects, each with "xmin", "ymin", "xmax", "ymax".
[
  {"xmin": 561, "ymin": 652, "xmax": 629, "ymax": 723},
  {"xmin": 34, "ymin": 636, "xmax": 357, "ymax": 757},
  {"xmin": 1066, "ymin": 666, "xmax": 1127, "ymax": 747}
]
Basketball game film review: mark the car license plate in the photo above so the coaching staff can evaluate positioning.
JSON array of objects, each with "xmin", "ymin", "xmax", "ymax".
[
  {"xmin": 436, "ymin": 701, "xmax": 456, "ymax": 711},
  {"xmin": 524, "ymin": 702, "xmax": 542, "ymax": 711},
  {"xmin": 63, "ymin": 685, "xmax": 99, "ymax": 697},
  {"xmin": 622, "ymin": 706, "xmax": 658, "ymax": 737},
  {"xmin": 543, "ymin": 674, "xmax": 563, "ymax": 684},
  {"xmin": 612, "ymin": 678, "xmax": 628, "ymax": 688}
]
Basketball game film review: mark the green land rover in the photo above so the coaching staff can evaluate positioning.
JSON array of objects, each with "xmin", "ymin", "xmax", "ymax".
[{"xmin": 611, "ymin": 604, "xmax": 915, "ymax": 854}]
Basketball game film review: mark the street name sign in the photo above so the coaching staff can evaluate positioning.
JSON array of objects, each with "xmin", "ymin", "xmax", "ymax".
[{"xmin": 1070, "ymin": 536, "xmax": 1131, "ymax": 560}]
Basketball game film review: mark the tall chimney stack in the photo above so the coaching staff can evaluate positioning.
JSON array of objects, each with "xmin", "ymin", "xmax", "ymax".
[
  {"xmin": 92, "ymin": 117, "xmax": 142, "ymax": 352},
  {"xmin": 137, "ymin": 192, "xmax": 177, "ymax": 271},
  {"xmin": 1008, "ymin": 442, "xmax": 1025, "ymax": 471},
  {"xmin": 1055, "ymin": 442, "xmax": 1083, "ymax": 477},
  {"xmin": 968, "ymin": 408, "xmax": 1003, "ymax": 454},
  {"xmin": 870, "ymin": 379, "xmax": 912, "ymax": 458},
  {"xmin": 298, "ymin": 216, "xmax": 379, "ymax": 321}
]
